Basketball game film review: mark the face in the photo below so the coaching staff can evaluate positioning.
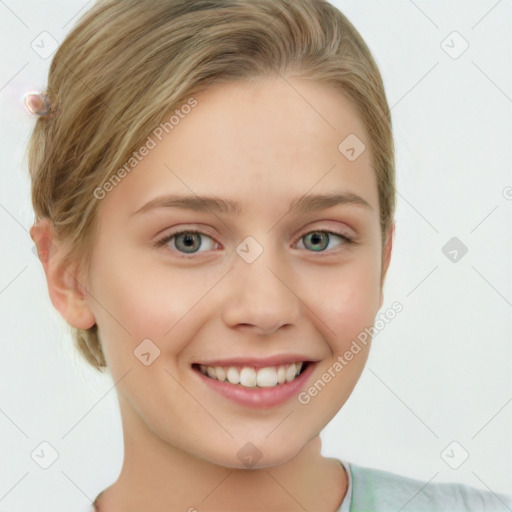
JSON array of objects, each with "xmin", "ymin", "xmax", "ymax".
[{"xmin": 84, "ymin": 77, "xmax": 391, "ymax": 468}]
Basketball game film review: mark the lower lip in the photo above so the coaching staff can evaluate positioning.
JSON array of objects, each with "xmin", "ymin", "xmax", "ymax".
[{"xmin": 193, "ymin": 362, "xmax": 317, "ymax": 409}]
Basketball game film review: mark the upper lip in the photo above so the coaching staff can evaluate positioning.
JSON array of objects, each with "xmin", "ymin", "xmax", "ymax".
[{"xmin": 193, "ymin": 355, "xmax": 318, "ymax": 369}]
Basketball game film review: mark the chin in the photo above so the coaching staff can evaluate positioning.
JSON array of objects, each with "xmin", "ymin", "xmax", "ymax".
[{"xmin": 199, "ymin": 435, "xmax": 310, "ymax": 471}]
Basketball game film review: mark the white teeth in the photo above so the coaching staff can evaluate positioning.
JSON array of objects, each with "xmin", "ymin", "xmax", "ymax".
[
  {"xmin": 256, "ymin": 367, "xmax": 277, "ymax": 387},
  {"xmin": 277, "ymin": 365, "xmax": 286, "ymax": 384},
  {"xmin": 240, "ymin": 367, "xmax": 257, "ymax": 387},
  {"xmin": 226, "ymin": 367, "xmax": 240, "ymax": 384},
  {"xmin": 285, "ymin": 363, "xmax": 297, "ymax": 382},
  {"xmin": 198, "ymin": 362, "xmax": 306, "ymax": 388},
  {"xmin": 215, "ymin": 366, "xmax": 226, "ymax": 381}
]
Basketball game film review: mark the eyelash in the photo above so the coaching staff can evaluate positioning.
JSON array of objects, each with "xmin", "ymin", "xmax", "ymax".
[{"xmin": 153, "ymin": 228, "xmax": 357, "ymax": 258}]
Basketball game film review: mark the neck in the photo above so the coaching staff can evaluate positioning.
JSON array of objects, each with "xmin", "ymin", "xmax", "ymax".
[{"xmin": 95, "ymin": 395, "xmax": 347, "ymax": 512}]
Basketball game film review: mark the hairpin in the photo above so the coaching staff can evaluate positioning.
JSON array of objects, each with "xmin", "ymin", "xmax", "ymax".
[{"xmin": 23, "ymin": 91, "xmax": 51, "ymax": 116}]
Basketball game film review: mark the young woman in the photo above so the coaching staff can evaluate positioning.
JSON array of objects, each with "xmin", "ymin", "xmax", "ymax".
[{"xmin": 27, "ymin": 1, "xmax": 511, "ymax": 510}]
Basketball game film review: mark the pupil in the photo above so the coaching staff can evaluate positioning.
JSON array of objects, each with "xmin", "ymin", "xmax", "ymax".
[
  {"xmin": 178, "ymin": 233, "xmax": 200, "ymax": 252},
  {"xmin": 308, "ymin": 232, "xmax": 328, "ymax": 251}
]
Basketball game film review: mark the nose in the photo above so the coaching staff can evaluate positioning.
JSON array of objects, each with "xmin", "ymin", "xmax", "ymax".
[{"xmin": 221, "ymin": 247, "xmax": 301, "ymax": 336}]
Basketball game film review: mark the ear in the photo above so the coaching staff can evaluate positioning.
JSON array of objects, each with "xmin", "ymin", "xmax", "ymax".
[
  {"xmin": 378, "ymin": 222, "xmax": 395, "ymax": 310},
  {"xmin": 30, "ymin": 219, "xmax": 96, "ymax": 330}
]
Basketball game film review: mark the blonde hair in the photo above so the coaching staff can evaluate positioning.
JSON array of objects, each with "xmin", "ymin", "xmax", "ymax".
[{"xmin": 27, "ymin": 0, "xmax": 395, "ymax": 372}]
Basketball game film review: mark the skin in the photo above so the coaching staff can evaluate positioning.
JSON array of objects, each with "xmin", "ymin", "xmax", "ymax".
[{"xmin": 31, "ymin": 76, "xmax": 394, "ymax": 511}]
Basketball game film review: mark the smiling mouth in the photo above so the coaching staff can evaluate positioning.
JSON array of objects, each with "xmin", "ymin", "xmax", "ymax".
[{"xmin": 192, "ymin": 361, "xmax": 311, "ymax": 388}]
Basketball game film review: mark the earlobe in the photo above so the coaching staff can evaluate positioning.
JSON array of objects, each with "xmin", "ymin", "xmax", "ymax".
[{"xmin": 30, "ymin": 219, "xmax": 96, "ymax": 330}]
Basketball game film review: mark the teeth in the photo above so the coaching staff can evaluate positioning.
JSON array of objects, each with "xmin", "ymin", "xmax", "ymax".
[
  {"xmin": 240, "ymin": 367, "xmax": 257, "ymax": 387},
  {"xmin": 198, "ymin": 362, "xmax": 306, "ymax": 388},
  {"xmin": 256, "ymin": 367, "xmax": 277, "ymax": 387},
  {"xmin": 285, "ymin": 363, "xmax": 297, "ymax": 382},
  {"xmin": 215, "ymin": 367, "xmax": 226, "ymax": 381},
  {"xmin": 226, "ymin": 367, "xmax": 240, "ymax": 384}
]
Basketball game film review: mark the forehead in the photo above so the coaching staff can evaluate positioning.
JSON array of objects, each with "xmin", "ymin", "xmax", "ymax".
[{"xmin": 100, "ymin": 76, "xmax": 379, "ymax": 221}]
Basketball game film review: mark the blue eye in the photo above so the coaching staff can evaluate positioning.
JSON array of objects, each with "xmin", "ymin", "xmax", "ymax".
[
  {"xmin": 153, "ymin": 229, "xmax": 354, "ymax": 256},
  {"xmin": 297, "ymin": 231, "xmax": 352, "ymax": 252},
  {"xmin": 154, "ymin": 230, "xmax": 218, "ymax": 255}
]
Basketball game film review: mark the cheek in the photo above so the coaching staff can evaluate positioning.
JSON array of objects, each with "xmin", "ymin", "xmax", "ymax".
[
  {"xmin": 311, "ymin": 257, "xmax": 382, "ymax": 346},
  {"xmin": 86, "ymin": 245, "xmax": 170, "ymax": 362},
  {"xmin": 297, "ymin": 263, "xmax": 380, "ymax": 420},
  {"xmin": 89, "ymin": 247, "xmax": 217, "ymax": 367}
]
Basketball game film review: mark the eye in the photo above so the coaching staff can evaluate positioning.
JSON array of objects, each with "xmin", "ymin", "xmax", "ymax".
[
  {"xmin": 153, "ymin": 229, "xmax": 219, "ymax": 256},
  {"xmin": 153, "ymin": 228, "xmax": 355, "ymax": 257},
  {"xmin": 296, "ymin": 230, "xmax": 354, "ymax": 253}
]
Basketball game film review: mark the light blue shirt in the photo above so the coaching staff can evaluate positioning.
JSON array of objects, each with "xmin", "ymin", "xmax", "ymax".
[{"xmin": 338, "ymin": 460, "xmax": 512, "ymax": 511}]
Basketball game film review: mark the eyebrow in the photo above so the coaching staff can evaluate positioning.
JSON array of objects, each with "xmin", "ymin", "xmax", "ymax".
[{"xmin": 132, "ymin": 192, "xmax": 373, "ymax": 217}]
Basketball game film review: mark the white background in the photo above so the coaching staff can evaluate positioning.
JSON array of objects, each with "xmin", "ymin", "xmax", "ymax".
[{"xmin": 0, "ymin": 0, "xmax": 511, "ymax": 510}]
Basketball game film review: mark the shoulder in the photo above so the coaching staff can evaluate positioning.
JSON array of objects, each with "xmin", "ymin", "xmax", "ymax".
[{"xmin": 347, "ymin": 462, "xmax": 512, "ymax": 512}]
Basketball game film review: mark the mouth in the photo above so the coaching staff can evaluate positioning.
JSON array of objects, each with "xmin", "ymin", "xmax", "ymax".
[
  {"xmin": 191, "ymin": 359, "xmax": 317, "ymax": 408},
  {"xmin": 192, "ymin": 361, "xmax": 311, "ymax": 388}
]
